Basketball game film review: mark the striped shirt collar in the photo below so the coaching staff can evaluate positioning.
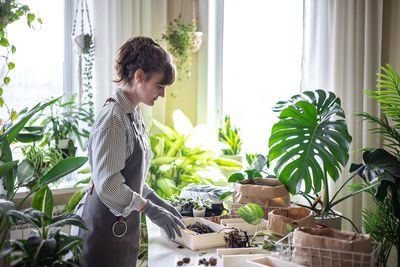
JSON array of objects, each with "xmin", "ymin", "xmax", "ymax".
[{"xmin": 114, "ymin": 88, "xmax": 142, "ymax": 122}]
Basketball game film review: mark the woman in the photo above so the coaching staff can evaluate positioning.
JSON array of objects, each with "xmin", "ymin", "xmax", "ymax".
[{"xmin": 78, "ymin": 36, "xmax": 185, "ymax": 267}]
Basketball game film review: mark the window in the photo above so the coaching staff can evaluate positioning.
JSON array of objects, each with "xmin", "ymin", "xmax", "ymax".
[
  {"xmin": 221, "ymin": 0, "xmax": 303, "ymax": 154},
  {"xmin": 1, "ymin": 0, "xmax": 71, "ymax": 119}
]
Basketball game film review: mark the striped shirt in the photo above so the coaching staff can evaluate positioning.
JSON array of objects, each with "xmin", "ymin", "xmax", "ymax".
[{"xmin": 87, "ymin": 88, "xmax": 154, "ymax": 217}]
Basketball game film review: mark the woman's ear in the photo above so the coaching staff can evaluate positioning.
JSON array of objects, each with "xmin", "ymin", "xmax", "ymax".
[{"xmin": 134, "ymin": 69, "xmax": 144, "ymax": 82}]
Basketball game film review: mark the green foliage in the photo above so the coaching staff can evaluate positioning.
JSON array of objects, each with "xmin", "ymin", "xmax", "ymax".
[
  {"xmin": 350, "ymin": 64, "xmax": 400, "ymax": 266},
  {"xmin": 350, "ymin": 182, "xmax": 400, "ymax": 267},
  {"xmin": 236, "ymin": 203, "xmax": 264, "ymax": 225},
  {"xmin": 5, "ymin": 208, "xmax": 86, "ymax": 266},
  {"xmin": 20, "ymin": 145, "xmax": 64, "ymax": 188},
  {"xmin": 0, "ymin": 0, "xmax": 41, "ymax": 120},
  {"xmin": 218, "ymin": 115, "xmax": 242, "ymax": 155},
  {"xmin": 269, "ymin": 89, "xmax": 352, "ymax": 196},
  {"xmin": 188, "ymin": 196, "xmax": 212, "ymax": 210},
  {"xmin": 147, "ymin": 110, "xmax": 241, "ymax": 199},
  {"xmin": 161, "ymin": 14, "xmax": 196, "ymax": 80},
  {"xmin": 167, "ymin": 194, "xmax": 187, "ymax": 207},
  {"xmin": 31, "ymin": 95, "xmax": 92, "ymax": 151}
]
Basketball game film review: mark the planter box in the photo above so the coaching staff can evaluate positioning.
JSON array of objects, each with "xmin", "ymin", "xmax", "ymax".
[
  {"xmin": 220, "ymin": 218, "xmax": 268, "ymax": 235},
  {"xmin": 217, "ymin": 247, "xmax": 272, "ymax": 267},
  {"xmin": 246, "ymin": 256, "xmax": 303, "ymax": 267},
  {"xmin": 169, "ymin": 217, "xmax": 229, "ymax": 250}
]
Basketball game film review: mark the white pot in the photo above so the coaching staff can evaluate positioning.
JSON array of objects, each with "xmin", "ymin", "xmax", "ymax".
[
  {"xmin": 191, "ymin": 31, "xmax": 203, "ymax": 52},
  {"xmin": 59, "ymin": 139, "xmax": 70, "ymax": 149},
  {"xmin": 315, "ymin": 210, "xmax": 342, "ymax": 230},
  {"xmin": 192, "ymin": 208, "xmax": 205, "ymax": 217}
]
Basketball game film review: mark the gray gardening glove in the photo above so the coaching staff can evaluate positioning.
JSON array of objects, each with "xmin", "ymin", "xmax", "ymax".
[
  {"xmin": 141, "ymin": 200, "xmax": 185, "ymax": 240},
  {"xmin": 146, "ymin": 192, "xmax": 182, "ymax": 219}
]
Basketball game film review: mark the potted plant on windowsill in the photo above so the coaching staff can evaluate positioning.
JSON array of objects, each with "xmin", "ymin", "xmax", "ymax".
[
  {"xmin": 268, "ymin": 89, "xmax": 374, "ymax": 230},
  {"xmin": 189, "ymin": 196, "xmax": 212, "ymax": 217}
]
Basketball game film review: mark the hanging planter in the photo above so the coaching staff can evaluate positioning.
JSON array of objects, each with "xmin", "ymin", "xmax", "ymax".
[
  {"xmin": 71, "ymin": 0, "xmax": 94, "ymax": 107},
  {"xmin": 73, "ymin": 33, "xmax": 93, "ymax": 55},
  {"xmin": 71, "ymin": 0, "xmax": 93, "ymax": 55},
  {"xmin": 190, "ymin": 31, "xmax": 203, "ymax": 53}
]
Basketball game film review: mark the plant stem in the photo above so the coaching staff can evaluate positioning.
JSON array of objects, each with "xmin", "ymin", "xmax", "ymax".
[
  {"xmin": 330, "ymin": 173, "xmax": 357, "ymax": 204},
  {"xmin": 323, "ymin": 169, "xmax": 330, "ymax": 214}
]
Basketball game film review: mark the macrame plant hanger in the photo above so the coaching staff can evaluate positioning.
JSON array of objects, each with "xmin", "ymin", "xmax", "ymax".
[
  {"xmin": 71, "ymin": 0, "xmax": 93, "ymax": 107},
  {"xmin": 180, "ymin": 0, "xmax": 202, "ymax": 53}
]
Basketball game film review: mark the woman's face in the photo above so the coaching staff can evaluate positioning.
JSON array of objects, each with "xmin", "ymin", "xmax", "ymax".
[{"xmin": 137, "ymin": 71, "xmax": 166, "ymax": 106}]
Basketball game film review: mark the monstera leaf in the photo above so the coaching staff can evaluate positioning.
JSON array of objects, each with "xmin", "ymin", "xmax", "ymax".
[{"xmin": 268, "ymin": 90, "xmax": 352, "ymax": 194}]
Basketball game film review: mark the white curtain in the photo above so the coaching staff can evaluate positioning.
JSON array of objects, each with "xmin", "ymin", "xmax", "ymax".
[
  {"xmin": 301, "ymin": 0, "xmax": 383, "ymax": 231},
  {"xmin": 92, "ymin": 0, "xmax": 168, "ymax": 125}
]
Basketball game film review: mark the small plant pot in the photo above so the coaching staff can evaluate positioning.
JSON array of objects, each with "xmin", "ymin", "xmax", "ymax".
[{"xmin": 192, "ymin": 208, "xmax": 206, "ymax": 217}]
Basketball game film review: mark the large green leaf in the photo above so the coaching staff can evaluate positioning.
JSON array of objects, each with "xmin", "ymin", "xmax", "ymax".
[
  {"xmin": 156, "ymin": 178, "xmax": 177, "ymax": 198},
  {"xmin": 39, "ymin": 157, "xmax": 88, "ymax": 186},
  {"xmin": 49, "ymin": 213, "xmax": 87, "ymax": 230},
  {"xmin": 236, "ymin": 203, "xmax": 264, "ymax": 225},
  {"xmin": 1, "ymin": 98, "xmax": 60, "ymax": 143},
  {"xmin": 17, "ymin": 159, "xmax": 34, "ymax": 184},
  {"xmin": 0, "ymin": 198, "xmax": 16, "ymax": 214},
  {"xmin": 269, "ymin": 90, "xmax": 352, "ymax": 194},
  {"xmin": 7, "ymin": 210, "xmax": 41, "ymax": 228},
  {"xmin": 32, "ymin": 186, "xmax": 53, "ymax": 217},
  {"xmin": 0, "ymin": 160, "xmax": 18, "ymax": 178},
  {"xmin": 15, "ymin": 132, "xmax": 43, "ymax": 143},
  {"xmin": 151, "ymin": 119, "xmax": 178, "ymax": 139}
]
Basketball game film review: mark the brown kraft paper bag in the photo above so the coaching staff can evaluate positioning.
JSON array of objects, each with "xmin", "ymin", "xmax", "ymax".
[
  {"xmin": 267, "ymin": 207, "xmax": 316, "ymax": 237},
  {"xmin": 292, "ymin": 227, "xmax": 372, "ymax": 267},
  {"xmin": 232, "ymin": 178, "xmax": 290, "ymax": 218}
]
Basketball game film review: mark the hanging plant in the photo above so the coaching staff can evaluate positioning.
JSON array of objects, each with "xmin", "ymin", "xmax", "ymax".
[
  {"xmin": 161, "ymin": 14, "xmax": 202, "ymax": 80},
  {"xmin": 71, "ymin": 0, "xmax": 94, "ymax": 109},
  {"xmin": 0, "ymin": 0, "xmax": 41, "ymax": 123}
]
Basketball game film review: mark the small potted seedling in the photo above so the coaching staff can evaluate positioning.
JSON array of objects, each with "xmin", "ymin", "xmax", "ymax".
[
  {"xmin": 168, "ymin": 194, "xmax": 187, "ymax": 213},
  {"xmin": 236, "ymin": 203, "xmax": 282, "ymax": 246},
  {"xmin": 189, "ymin": 197, "xmax": 212, "ymax": 217}
]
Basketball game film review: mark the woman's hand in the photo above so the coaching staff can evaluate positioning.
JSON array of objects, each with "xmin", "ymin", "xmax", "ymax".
[
  {"xmin": 146, "ymin": 192, "xmax": 182, "ymax": 219},
  {"xmin": 141, "ymin": 200, "xmax": 185, "ymax": 239}
]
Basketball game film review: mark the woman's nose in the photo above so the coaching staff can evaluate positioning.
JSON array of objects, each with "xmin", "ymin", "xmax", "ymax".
[{"xmin": 159, "ymin": 88, "xmax": 165, "ymax": 97}]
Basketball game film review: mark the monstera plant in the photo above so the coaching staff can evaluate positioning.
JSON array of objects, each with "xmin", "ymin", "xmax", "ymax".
[{"xmin": 268, "ymin": 90, "xmax": 353, "ymax": 216}]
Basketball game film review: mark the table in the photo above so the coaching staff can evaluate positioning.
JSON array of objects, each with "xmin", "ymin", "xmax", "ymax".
[{"xmin": 147, "ymin": 220, "xmax": 218, "ymax": 266}]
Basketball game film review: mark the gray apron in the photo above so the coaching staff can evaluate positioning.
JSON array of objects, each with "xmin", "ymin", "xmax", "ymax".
[{"xmin": 78, "ymin": 98, "xmax": 151, "ymax": 267}]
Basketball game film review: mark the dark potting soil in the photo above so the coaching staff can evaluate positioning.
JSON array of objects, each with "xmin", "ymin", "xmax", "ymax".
[
  {"xmin": 224, "ymin": 228, "xmax": 250, "ymax": 248},
  {"xmin": 186, "ymin": 222, "xmax": 215, "ymax": 234}
]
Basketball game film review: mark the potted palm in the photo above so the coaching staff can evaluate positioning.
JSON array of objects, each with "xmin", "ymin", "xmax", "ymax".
[{"xmin": 268, "ymin": 90, "xmax": 354, "ymax": 229}]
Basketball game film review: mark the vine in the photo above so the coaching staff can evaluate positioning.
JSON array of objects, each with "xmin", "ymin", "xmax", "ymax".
[{"xmin": 0, "ymin": 0, "xmax": 41, "ymax": 124}]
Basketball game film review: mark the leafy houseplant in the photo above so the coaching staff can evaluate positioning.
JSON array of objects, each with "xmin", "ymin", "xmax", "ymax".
[
  {"xmin": 218, "ymin": 115, "xmax": 242, "ymax": 156},
  {"xmin": 0, "ymin": 99, "xmax": 88, "ymax": 263},
  {"xmin": 349, "ymin": 64, "xmax": 400, "ymax": 266},
  {"xmin": 0, "ymin": 0, "xmax": 41, "ymax": 122},
  {"xmin": 167, "ymin": 194, "xmax": 187, "ymax": 213},
  {"xmin": 268, "ymin": 90, "xmax": 353, "ymax": 216},
  {"xmin": 236, "ymin": 203, "xmax": 282, "ymax": 246},
  {"xmin": 189, "ymin": 196, "xmax": 212, "ymax": 217},
  {"xmin": 147, "ymin": 109, "xmax": 241, "ymax": 199},
  {"xmin": 4, "ymin": 186, "xmax": 88, "ymax": 266},
  {"xmin": 161, "ymin": 14, "xmax": 198, "ymax": 80}
]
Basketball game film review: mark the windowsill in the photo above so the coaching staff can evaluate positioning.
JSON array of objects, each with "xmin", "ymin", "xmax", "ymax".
[{"xmin": 12, "ymin": 186, "xmax": 82, "ymax": 209}]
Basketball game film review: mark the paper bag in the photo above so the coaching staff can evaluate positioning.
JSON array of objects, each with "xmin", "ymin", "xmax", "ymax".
[
  {"xmin": 292, "ymin": 227, "xmax": 372, "ymax": 267},
  {"xmin": 267, "ymin": 207, "xmax": 316, "ymax": 237},
  {"xmin": 232, "ymin": 178, "xmax": 290, "ymax": 218}
]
